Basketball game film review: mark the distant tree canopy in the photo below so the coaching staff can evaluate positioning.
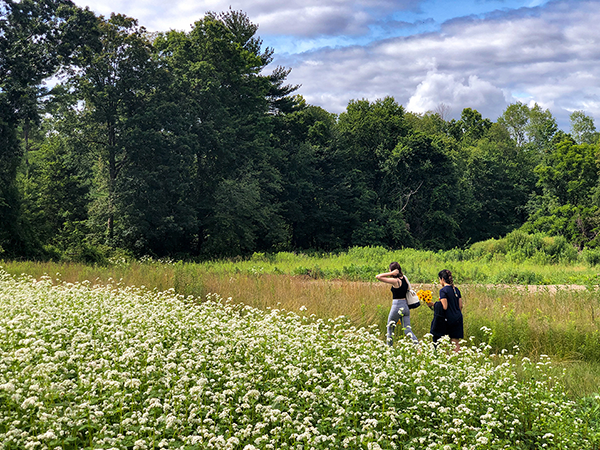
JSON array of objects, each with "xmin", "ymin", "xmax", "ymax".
[{"xmin": 2, "ymin": 6, "xmax": 599, "ymax": 261}]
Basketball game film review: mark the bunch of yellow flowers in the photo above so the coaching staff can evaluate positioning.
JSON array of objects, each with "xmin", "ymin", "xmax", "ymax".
[
  {"xmin": 417, "ymin": 289, "xmax": 432, "ymax": 303},
  {"xmin": 416, "ymin": 289, "xmax": 433, "ymax": 306}
]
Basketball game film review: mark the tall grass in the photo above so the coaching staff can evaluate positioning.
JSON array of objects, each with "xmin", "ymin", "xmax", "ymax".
[
  {"xmin": 203, "ymin": 246, "xmax": 600, "ymax": 285},
  {"xmin": 4, "ymin": 243, "xmax": 600, "ymax": 285}
]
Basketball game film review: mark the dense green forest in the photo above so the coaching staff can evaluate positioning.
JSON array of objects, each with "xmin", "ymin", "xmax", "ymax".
[{"xmin": 2, "ymin": 0, "xmax": 600, "ymax": 261}]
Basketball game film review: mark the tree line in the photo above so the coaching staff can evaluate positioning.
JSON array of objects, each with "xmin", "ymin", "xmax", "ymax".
[{"xmin": 1, "ymin": 0, "xmax": 599, "ymax": 261}]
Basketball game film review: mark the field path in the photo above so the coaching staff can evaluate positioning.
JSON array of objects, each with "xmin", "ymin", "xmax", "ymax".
[
  {"xmin": 297, "ymin": 277, "xmax": 592, "ymax": 294},
  {"xmin": 413, "ymin": 283, "xmax": 589, "ymax": 294}
]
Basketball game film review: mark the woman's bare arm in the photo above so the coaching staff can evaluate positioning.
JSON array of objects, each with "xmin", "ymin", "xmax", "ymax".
[{"xmin": 376, "ymin": 270, "xmax": 401, "ymax": 285}]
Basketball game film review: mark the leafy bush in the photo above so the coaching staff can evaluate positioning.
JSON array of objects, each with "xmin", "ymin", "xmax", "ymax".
[
  {"xmin": 43, "ymin": 241, "xmax": 111, "ymax": 265},
  {"xmin": 463, "ymin": 239, "xmax": 500, "ymax": 260},
  {"xmin": 250, "ymin": 252, "xmax": 276, "ymax": 263},
  {"xmin": 469, "ymin": 231, "xmax": 578, "ymax": 264},
  {"xmin": 582, "ymin": 248, "xmax": 600, "ymax": 266}
]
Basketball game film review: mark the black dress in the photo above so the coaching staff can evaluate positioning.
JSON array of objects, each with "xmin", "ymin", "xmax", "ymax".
[{"xmin": 431, "ymin": 285, "xmax": 464, "ymax": 341}]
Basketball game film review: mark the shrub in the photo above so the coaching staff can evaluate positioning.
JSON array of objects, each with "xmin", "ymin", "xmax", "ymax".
[
  {"xmin": 468, "ymin": 231, "xmax": 578, "ymax": 265},
  {"xmin": 582, "ymin": 248, "xmax": 600, "ymax": 266},
  {"xmin": 469, "ymin": 236, "xmax": 508, "ymax": 257}
]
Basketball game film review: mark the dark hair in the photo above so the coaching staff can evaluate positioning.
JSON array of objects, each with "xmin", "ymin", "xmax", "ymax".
[
  {"xmin": 438, "ymin": 269, "xmax": 454, "ymax": 285},
  {"xmin": 389, "ymin": 262, "xmax": 403, "ymax": 277}
]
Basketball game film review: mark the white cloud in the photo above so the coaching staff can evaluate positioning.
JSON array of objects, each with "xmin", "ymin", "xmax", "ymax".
[
  {"xmin": 71, "ymin": 0, "xmax": 600, "ymax": 128},
  {"xmin": 74, "ymin": 0, "xmax": 425, "ymax": 36},
  {"xmin": 406, "ymin": 73, "xmax": 506, "ymax": 118},
  {"xmin": 279, "ymin": 0, "xmax": 600, "ymax": 128},
  {"xmin": 253, "ymin": 7, "xmax": 371, "ymax": 37}
]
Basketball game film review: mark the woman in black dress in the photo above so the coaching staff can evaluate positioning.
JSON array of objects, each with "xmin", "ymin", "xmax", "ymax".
[{"xmin": 431, "ymin": 269, "xmax": 463, "ymax": 352}]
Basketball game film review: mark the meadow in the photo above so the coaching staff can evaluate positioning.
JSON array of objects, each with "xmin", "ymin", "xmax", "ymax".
[
  {"xmin": 3, "ymin": 246, "xmax": 600, "ymax": 377},
  {"xmin": 1, "ymin": 244, "xmax": 600, "ymax": 448},
  {"xmin": 0, "ymin": 269, "xmax": 598, "ymax": 449}
]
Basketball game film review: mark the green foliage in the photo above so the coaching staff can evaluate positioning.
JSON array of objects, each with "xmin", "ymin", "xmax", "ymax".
[
  {"xmin": 523, "ymin": 135, "xmax": 600, "ymax": 248},
  {"xmin": 468, "ymin": 230, "xmax": 577, "ymax": 264},
  {"xmin": 570, "ymin": 110, "xmax": 599, "ymax": 145},
  {"xmin": 0, "ymin": 0, "xmax": 98, "ymax": 256},
  {"xmin": 154, "ymin": 10, "xmax": 297, "ymax": 257},
  {"xmin": 172, "ymin": 239, "xmax": 593, "ymax": 285},
  {"xmin": 332, "ymin": 97, "xmax": 412, "ymax": 249},
  {"xmin": 383, "ymin": 131, "xmax": 460, "ymax": 248},
  {"xmin": 449, "ymin": 107, "xmax": 492, "ymax": 144},
  {"xmin": 582, "ymin": 248, "xmax": 600, "ymax": 266},
  {"xmin": 455, "ymin": 123, "xmax": 536, "ymax": 243},
  {"xmin": 19, "ymin": 130, "xmax": 91, "ymax": 252},
  {"xmin": 498, "ymin": 101, "xmax": 558, "ymax": 152},
  {"xmin": 3, "ymin": 5, "xmax": 599, "ymax": 260},
  {"xmin": 68, "ymin": 13, "xmax": 185, "ymax": 250},
  {"xmin": 534, "ymin": 138, "xmax": 598, "ymax": 205}
]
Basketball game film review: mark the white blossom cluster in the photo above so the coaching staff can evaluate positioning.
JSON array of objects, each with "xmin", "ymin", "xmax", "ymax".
[{"xmin": 0, "ymin": 269, "xmax": 596, "ymax": 450}]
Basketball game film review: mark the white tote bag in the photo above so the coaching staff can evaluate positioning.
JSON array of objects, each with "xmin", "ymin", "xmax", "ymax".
[{"xmin": 405, "ymin": 277, "xmax": 420, "ymax": 309}]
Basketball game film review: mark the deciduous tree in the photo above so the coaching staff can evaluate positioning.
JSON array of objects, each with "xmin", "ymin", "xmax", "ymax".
[
  {"xmin": 570, "ymin": 110, "xmax": 598, "ymax": 145},
  {"xmin": 0, "ymin": 0, "xmax": 97, "ymax": 255}
]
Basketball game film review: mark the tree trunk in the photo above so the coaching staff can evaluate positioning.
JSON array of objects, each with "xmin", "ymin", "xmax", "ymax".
[{"xmin": 107, "ymin": 120, "xmax": 116, "ymax": 241}]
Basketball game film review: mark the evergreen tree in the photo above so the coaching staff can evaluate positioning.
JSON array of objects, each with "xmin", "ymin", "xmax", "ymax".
[{"xmin": 155, "ymin": 10, "xmax": 297, "ymax": 256}]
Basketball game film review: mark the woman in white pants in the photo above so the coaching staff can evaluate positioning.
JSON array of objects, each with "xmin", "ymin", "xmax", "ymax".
[{"xmin": 376, "ymin": 262, "xmax": 419, "ymax": 346}]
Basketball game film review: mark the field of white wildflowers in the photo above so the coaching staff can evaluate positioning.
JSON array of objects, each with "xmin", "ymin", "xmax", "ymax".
[{"xmin": 0, "ymin": 269, "xmax": 598, "ymax": 450}]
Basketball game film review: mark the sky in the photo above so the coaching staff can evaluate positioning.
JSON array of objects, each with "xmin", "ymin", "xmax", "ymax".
[{"xmin": 71, "ymin": 0, "xmax": 600, "ymax": 130}]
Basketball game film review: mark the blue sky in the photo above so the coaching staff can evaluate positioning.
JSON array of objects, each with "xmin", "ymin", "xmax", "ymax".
[
  {"xmin": 263, "ymin": 0, "xmax": 552, "ymax": 54},
  {"xmin": 72, "ymin": 0, "xmax": 599, "ymax": 130}
]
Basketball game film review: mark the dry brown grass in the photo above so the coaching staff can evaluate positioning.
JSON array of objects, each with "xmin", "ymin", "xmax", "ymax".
[
  {"xmin": 5, "ymin": 261, "xmax": 596, "ymax": 338},
  {"xmin": 201, "ymin": 273, "xmax": 393, "ymax": 327},
  {"xmin": 203, "ymin": 277, "xmax": 598, "ymax": 337}
]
